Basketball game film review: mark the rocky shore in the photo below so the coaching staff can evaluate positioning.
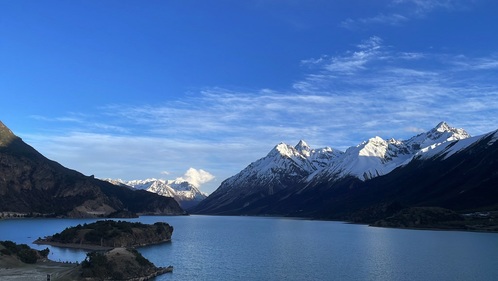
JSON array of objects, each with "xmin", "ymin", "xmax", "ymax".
[{"xmin": 371, "ymin": 207, "xmax": 498, "ymax": 232}]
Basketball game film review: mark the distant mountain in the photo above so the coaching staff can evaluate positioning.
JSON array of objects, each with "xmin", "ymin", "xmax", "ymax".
[
  {"xmin": 105, "ymin": 178, "xmax": 208, "ymax": 209},
  {"xmin": 192, "ymin": 122, "xmax": 498, "ymax": 221},
  {"xmin": 306, "ymin": 121, "xmax": 470, "ymax": 183},
  {"xmin": 0, "ymin": 121, "xmax": 186, "ymax": 217}
]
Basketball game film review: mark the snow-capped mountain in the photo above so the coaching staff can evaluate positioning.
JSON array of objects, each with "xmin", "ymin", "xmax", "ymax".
[
  {"xmin": 405, "ymin": 121, "xmax": 470, "ymax": 151},
  {"xmin": 415, "ymin": 126, "xmax": 498, "ymax": 161},
  {"xmin": 105, "ymin": 178, "xmax": 208, "ymax": 210},
  {"xmin": 218, "ymin": 140, "xmax": 341, "ymax": 193},
  {"xmin": 202, "ymin": 140, "xmax": 341, "ymax": 212},
  {"xmin": 309, "ymin": 121, "xmax": 471, "ymax": 182},
  {"xmin": 193, "ymin": 122, "xmax": 497, "ymax": 216}
]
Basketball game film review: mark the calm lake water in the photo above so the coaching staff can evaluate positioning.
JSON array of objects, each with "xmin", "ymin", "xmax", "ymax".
[{"xmin": 1, "ymin": 215, "xmax": 498, "ymax": 281}]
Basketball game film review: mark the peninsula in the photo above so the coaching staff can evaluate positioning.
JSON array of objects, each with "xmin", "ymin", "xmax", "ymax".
[{"xmin": 0, "ymin": 240, "xmax": 172, "ymax": 281}]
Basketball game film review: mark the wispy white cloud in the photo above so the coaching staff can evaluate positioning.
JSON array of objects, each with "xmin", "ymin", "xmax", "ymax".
[
  {"xmin": 294, "ymin": 36, "xmax": 498, "ymax": 137},
  {"xmin": 341, "ymin": 13, "xmax": 408, "ymax": 29},
  {"xmin": 405, "ymin": 126, "xmax": 426, "ymax": 134},
  {"xmin": 392, "ymin": 0, "xmax": 463, "ymax": 15},
  {"xmin": 29, "ymin": 115, "xmax": 84, "ymax": 123},
  {"xmin": 24, "ymin": 131, "xmax": 251, "ymax": 194},
  {"xmin": 29, "ymin": 114, "xmax": 129, "ymax": 134},
  {"xmin": 301, "ymin": 36, "xmax": 384, "ymax": 76},
  {"xmin": 450, "ymin": 55, "xmax": 498, "ymax": 70},
  {"xmin": 341, "ymin": 0, "xmax": 467, "ymax": 29},
  {"xmin": 25, "ymin": 36, "xmax": 498, "ymax": 194}
]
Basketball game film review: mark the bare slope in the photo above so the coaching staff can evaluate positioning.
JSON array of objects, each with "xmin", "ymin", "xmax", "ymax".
[{"xmin": 0, "ymin": 121, "xmax": 185, "ymax": 217}]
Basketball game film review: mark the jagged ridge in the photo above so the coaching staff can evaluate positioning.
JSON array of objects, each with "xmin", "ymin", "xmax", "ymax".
[
  {"xmin": 106, "ymin": 178, "xmax": 207, "ymax": 210},
  {"xmin": 193, "ymin": 122, "xmax": 496, "ymax": 217}
]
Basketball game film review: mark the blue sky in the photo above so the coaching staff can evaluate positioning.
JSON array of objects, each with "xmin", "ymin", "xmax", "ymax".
[{"xmin": 2, "ymin": 0, "xmax": 498, "ymax": 194}]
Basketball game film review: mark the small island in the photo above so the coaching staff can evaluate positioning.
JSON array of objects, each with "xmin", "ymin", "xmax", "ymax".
[{"xmin": 35, "ymin": 220, "xmax": 174, "ymax": 250}]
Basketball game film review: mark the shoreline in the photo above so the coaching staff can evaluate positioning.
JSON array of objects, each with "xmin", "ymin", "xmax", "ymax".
[
  {"xmin": 191, "ymin": 213, "xmax": 498, "ymax": 234},
  {"xmin": 33, "ymin": 238, "xmax": 172, "ymax": 251},
  {"xmin": 33, "ymin": 240, "xmax": 113, "ymax": 251}
]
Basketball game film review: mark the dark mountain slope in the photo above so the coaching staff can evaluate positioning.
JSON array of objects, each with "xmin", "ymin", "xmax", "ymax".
[
  {"xmin": 192, "ymin": 141, "xmax": 339, "ymax": 214},
  {"xmin": 0, "ymin": 121, "xmax": 185, "ymax": 217},
  {"xmin": 285, "ymin": 131, "xmax": 498, "ymax": 222},
  {"xmin": 193, "ymin": 126, "xmax": 498, "ymax": 223}
]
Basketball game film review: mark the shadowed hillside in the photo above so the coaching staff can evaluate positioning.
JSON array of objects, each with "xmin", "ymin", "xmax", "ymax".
[{"xmin": 0, "ymin": 121, "xmax": 186, "ymax": 217}]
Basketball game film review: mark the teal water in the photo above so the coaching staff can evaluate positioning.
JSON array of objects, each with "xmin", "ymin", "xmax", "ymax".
[{"xmin": 1, "ymin": 215, "xmax": 498, "ymax": 281}]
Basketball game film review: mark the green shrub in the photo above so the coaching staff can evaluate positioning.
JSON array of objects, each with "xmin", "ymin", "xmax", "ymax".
[
  {"xmin": 0, "ymin": 241, "xmax": 18, "ymax": 254},
  {"xmin": 17, "ymin": 248, "xmax": 38, "ymax": 264},
  {"xmin": 131, "ymin": 249, "xmax": 153, "ymax": 267},
  {"xmin": 81, "ymin": 251, "xmax": 110, "ymax": 278},
  {"xmin": 39, "ymin": 248, "xmax": 50, "ymax": 258},
  {"xmin": 84, "ymin": 230, "xmax": 102, "ymax": 243},
  {"xmin": 0, "ymin": 248, "xmax": 11, "ymax": 255},
  {"xmin": 111, "ymin": 271, "xmax": 124, "ymax": 279},
  {"xmin": 0, "ymin": 241, "xmax": 48, "ymax": 263}
]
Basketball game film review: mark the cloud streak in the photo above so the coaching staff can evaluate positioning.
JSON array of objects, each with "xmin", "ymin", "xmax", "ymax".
[
  {"xmin": 24, "ymin": 36, "xmax": 498, "ymax": 194},
  {"xmin": 392, "ymin": 0, "xmax": 463, "ymax": 15},
  {"xmin": 341, "ymin": 0, "xmax": 466, "ymax": 29},
  {"xmin": 341, "ymin": 13, "xmax": 408, "ymax": 29}
]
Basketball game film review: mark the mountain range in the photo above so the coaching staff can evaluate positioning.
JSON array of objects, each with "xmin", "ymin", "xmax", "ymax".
[
  {"xmin": 3, "ymin": 118, "xmax": 497, "ymax": 226},
  {"xmin": 0, "ymin": 121, "xmax": 186, "ymax": 218},
  {"xmin": 104, "ymin": 178, "xmax": 207, "ymax": 209},
  {"xmin": 192, "ymin": 122, "xmax": 498, "ymax": 223}
]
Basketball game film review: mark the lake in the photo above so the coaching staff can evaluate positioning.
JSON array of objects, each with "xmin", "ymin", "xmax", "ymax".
[{"xmin": 1, "ymin": 215, "xmax": 498, "ymax": 280}]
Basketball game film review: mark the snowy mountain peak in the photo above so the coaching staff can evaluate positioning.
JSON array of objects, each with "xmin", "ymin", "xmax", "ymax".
[
  {"xmin": 435, "ymin": 121, "xmax": 451, "ymax": 132},
  {"xmin": 295, "ymin": 140, "xmax": 311, "ymax": 155},
  {"xmin": 319, "ymin": 122, "xmax": 472, "ymax": 181},
  {"xmin": 432, "ymin": 121, "xmax": 470, "ymax": 139},
  {"xmin": 406, "ymin": 122, "xmax": 470, "ymax": 151},
  {"xmin": 208, "ymin": 122, "xmax": 482, "ymax": 207},
  {"xmin": 357, "ymin": 137, "xmax": 388, "ymax": 157},
  {"xmin": 271, "ymin": 142, "xmax": 302, "ymax": 159},
  {"xmin": 269, "ymin": 141, "xmax": 338, "ymax": 166},
  {"xmin": 104, "ymin": 177, "xmax": 208, "ymax": 209}
]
